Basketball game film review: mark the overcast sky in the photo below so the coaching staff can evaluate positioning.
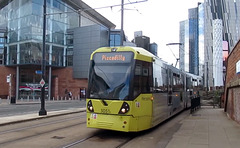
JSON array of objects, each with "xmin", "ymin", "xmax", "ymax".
[{"xmin": 84, "ymin": 0, "xmax": 204, "ymax": 65}]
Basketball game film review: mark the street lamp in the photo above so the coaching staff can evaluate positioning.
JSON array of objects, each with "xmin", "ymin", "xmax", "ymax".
[{"xmin": 39, "ymin": 0, "xmax": 47, "ymax": 116}]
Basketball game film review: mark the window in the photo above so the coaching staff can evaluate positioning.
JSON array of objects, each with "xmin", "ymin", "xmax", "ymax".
[
  {"xmin": 9, "ymin": 45, "xmax": 17, "ymax": 65},
  {"xmin": 66, "ymin": 48, "xmax": 73, "ymax": 66},
  {"xmin": 20, "ymin": 42, "xmax": 42, "ymax": 64},
  {"xmin": 52, "ymin": 46, "xmax": 63, "ymax": 66},
  {"xmin": 110, "ymin": 34, "xmax": 121, "ymax": 47},
  {"xmin": 153, "ymin": 65, "xmax": 168, "ymax": 93},
  {"xmin": 133, "ymin": 60, "xmax": 153, "ymax": 97}
]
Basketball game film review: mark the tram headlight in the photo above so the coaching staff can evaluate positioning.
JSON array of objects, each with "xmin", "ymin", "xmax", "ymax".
[
  {"xmin": 118, "ymin": 102, "xmax": 130, "ymax": 114},
  {"xmin": 87, "ymin": 100, "xmax": 94, "ymax": 112}
]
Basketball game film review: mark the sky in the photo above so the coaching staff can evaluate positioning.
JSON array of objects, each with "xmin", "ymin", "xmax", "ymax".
[{"xmin": 84, "ymin": 0, "xmax": 204, "ymax": 65}]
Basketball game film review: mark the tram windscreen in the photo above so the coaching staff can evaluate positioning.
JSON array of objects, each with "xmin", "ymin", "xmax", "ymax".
[{"xmin": 88, "ymin": 52, "xmax": 133, "ymax": 100}]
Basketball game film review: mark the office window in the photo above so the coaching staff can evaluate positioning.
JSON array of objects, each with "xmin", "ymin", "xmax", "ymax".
[
  {"xmin": 110, "ymin": 34, "xmax": 121, "ymax": 47},
  {"xmin": 9, "ymin": 45, "xmax": 17, "ymax": 65}
]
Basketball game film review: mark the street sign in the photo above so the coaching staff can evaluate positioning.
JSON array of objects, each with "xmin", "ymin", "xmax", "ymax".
[
  {"xmin": 35, "ymin": 70, "xmax": 42, "ymax": 75},
  {"xmin": 40, "ymin": 79, "xmax": 45, "ymax": 87},
  {"xmin": 236, "ymin": 60, "xmax": 240, "ymax": 74},
  {"xmin": 6, "ymin": 75, "xmax": 11, "ymax": 83}
]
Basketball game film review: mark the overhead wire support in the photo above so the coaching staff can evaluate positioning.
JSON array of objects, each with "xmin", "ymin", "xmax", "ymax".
[
  {"xmin": 81, "ymin": 0, "xmax": 148, "ymax": 12},
  {"xmin": 166, "ymin": 43, "xmax": 183, "ymax": 68}
]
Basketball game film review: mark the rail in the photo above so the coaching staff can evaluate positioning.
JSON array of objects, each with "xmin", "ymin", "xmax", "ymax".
[{"xmin": 190, "ymin": 97, "xmax": 201, "ymax": 113}]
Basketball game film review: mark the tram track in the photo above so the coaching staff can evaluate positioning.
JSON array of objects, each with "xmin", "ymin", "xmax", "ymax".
[
  {"xmin": 0, "ymin": 113, "xmax": 87, "ymax": 147},
  {"xmin": 61, "ymin": 130, "xmax": 139, "ymax": 148},
  {"xmin": 0, "ymin": 114, "xmax": 85, "ymax": 135},
  {"xmin": 0, "ymin": 121, "xmax": 86, "ymax": 146}
]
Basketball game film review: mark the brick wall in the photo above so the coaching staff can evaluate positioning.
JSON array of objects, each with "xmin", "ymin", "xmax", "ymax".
[
  {"xmin": 0, "ymin": 66, "xmax": 88, "ymax": 99},
  {"xmin": 52, "ymin": 67, "xmax": 88, "ymax": 99},
  {"xmin": 0, "ymin": 66, "xmax": 16, "ymax": 99},
  {"xmin": 224, "ymin": 39, "xmax": 240, "ymax": 123}
]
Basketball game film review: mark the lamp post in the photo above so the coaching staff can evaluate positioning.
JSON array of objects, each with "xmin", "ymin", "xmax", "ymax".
[{"xmin": 39, "ymin": 0, "xmax": 47, "ymax": 116}]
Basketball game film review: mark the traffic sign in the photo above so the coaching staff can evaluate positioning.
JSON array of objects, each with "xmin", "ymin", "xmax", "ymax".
[
  {"xmin": 35, "ymin": 70, "xmax": 42, "ymax": 75},
  {"xmin": 40, "ymin": 79, "xmax": 45, "ymax": 87}
]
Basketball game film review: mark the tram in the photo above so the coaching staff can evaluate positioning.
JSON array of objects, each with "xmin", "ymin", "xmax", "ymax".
[{"xmin": 86, "ymin": 46, "xmax": 202, "ymax": 132}]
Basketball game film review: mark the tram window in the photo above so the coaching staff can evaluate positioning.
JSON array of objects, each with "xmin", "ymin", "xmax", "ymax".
[
  {"xmin": 135, "ymin": 65, "xmax": 141, "ymax": 75},
  {"xmin": 161, "ymin": 68, "xmax": 168, "ymax": 92},
  {"xmin": 133, "ymin": 62, "xmax": 142, "ymax": 97},
  {"xmin": 133, "ymin": 61, "xmax": 152, "ymax": 97},
  {"xmin": 172, "ymin": 73, "xmax": 183, "ymax": 92}
]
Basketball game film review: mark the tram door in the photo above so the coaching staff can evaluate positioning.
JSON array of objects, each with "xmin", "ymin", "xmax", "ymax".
[{"xmin": 168, "ymin": 69, "xmax": 173, "ymax": 106}]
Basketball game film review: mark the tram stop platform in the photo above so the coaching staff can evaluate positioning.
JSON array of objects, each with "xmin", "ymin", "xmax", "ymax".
[{"xmin": 166, "ymin": 106, "xmax": 240, "ymax": 148}]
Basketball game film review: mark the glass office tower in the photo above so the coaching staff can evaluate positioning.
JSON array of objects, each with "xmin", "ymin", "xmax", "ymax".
[{"xmin": 0, "ymin": 0, "xmax": 115, "ymax": 99}]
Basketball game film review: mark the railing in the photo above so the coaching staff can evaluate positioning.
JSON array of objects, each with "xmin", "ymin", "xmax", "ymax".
[{"xmin": 190, "ymin": 97, "xmax": 201, "ymax": 113}]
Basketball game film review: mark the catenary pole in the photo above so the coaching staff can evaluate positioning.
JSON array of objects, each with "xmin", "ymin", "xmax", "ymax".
[
  {"xmin": 39, "ymin": 0, "xmax": 47, "ymax": 116},
  {"xmin": 120, "ymin": 0, "xmax": 124, "ymax": 46}
]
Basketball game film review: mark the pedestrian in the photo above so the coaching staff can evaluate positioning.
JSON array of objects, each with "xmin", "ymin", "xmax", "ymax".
[{"xmin": 69, "ymin": 91, "xmax": 72, "ymax": 99}]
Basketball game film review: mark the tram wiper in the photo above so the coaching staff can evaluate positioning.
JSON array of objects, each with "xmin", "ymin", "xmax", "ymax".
[{"xmin": 102, "ymin": 100, "xmax": 108, "ymax": 106}]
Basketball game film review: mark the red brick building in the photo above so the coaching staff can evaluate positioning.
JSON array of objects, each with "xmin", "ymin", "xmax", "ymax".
[
  {"xmin": 224, "ymin": 40, "xmax": 240, "ymax": 123},
  {"xmin": 0, "ymin": 66, "xmax": 87, "ymax": 100}
]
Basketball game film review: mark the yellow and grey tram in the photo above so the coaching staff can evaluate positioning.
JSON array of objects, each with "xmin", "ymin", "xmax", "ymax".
[{"xmin": 86, "ymin": 46, "xmax": 201, "ymax": 132}]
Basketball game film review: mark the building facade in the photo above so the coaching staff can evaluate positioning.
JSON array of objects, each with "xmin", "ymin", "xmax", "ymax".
[
  {"xmin": 0, "ymin": 0, "xmax": 115, "ymax": 99},
  {"xmin": 212, "ymin": 19, "xmax": 223, "ymax": 86},
  {"xmin": 204, "ymin": 0, "xmax": 240, "ymax": 88},
  {"xmin": 179, "ymin": 20, "xmax": 189, "ymax": 72},
  {"xmin": 179, "ymin": 6, "xmax": 201, "ymax": 76},
  {"xmin": 188, "ymin": 7, "xmax": 199, "ymax": 75},
  {"xmin": 224, "ymin": 39, "xmax": 240, "ymax": 124}
]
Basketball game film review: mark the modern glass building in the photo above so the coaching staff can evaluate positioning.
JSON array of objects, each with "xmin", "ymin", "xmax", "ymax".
[
  {"xmin": 212, "ymin": 19, "xmax": 223, "ymax": 86},
  {"xmin": 0, "ymin": 0, "xmax": 116, "ymax": 99},
  {"xmin": 179, "ymin": 7, "xmax": 199, "ymax": 76},
  {"xmin": 188, "ymin": 7, "xmax": 199, "ymax": 75},
  {"xmin": 198, "ymin": 2, "xmax": 204, "ymax": 80},
  {"xmin": 204, "ymin": 0, "xmax": 240, "ymax": 88},
  {"xmin": 179, "ymin": 20, "xmax": 189, "ymax": 72}
]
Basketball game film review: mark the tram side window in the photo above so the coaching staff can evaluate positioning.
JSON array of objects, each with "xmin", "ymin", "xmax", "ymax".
[
  {"xmin": 161, "ymin": 68, "xmax": 168, "ymax": 92},
  {"xmin": 172, "ymin": 73, "xmax": 183, "ymax": 92},
  {"xmin": 133, "ymin": 61, "xmax": 152, "ymax": 97},
  {"xmin": 153, "ymin": 65, "xmax": 168, "ymax": 93},
  {"xmin": 186, "ymin": 76, "xmax": 193, "ymax": 94}
]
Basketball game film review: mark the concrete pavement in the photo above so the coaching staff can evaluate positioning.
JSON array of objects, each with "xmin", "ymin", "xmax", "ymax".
[
  {"xmin": 1, "ymin": 99, "xmax": 240, "ymax": 148},
  {"xmin": 0, "ymin": 99, "xmax": 86, "ymax": 126},
  {"xmin": 166, "ymin": 106, "xmax": 240, "ymax": 148}
]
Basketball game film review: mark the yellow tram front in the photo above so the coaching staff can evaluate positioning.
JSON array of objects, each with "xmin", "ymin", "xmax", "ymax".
[{"xmin": 86, "ymin": 47, "xmax": 154, "ymax": 132}]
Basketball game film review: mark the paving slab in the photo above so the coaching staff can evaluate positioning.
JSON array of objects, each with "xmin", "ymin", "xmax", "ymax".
[{"xmin": 166, "ymin": 106, "xmax": 240, "ymax": 148}]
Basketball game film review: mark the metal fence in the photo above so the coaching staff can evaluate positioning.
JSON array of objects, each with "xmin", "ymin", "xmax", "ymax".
[{"xmin": 190, "ymin": 97, "xmax": 201, "ymax": 113}]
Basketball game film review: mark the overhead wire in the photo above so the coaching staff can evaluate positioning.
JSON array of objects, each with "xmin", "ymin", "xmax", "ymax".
[
  {"xmin": 45, "ymin": 0, "xmax": 148, "ymax": 37},
  {"xmin": 127, "ymin": 0, "xmax": 142, "ymax": 14}
]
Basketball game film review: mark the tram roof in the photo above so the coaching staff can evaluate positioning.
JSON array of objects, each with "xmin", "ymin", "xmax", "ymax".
[{"xmin": 91, "ymin": 46, "xmax": 157, "ymax": 62}]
